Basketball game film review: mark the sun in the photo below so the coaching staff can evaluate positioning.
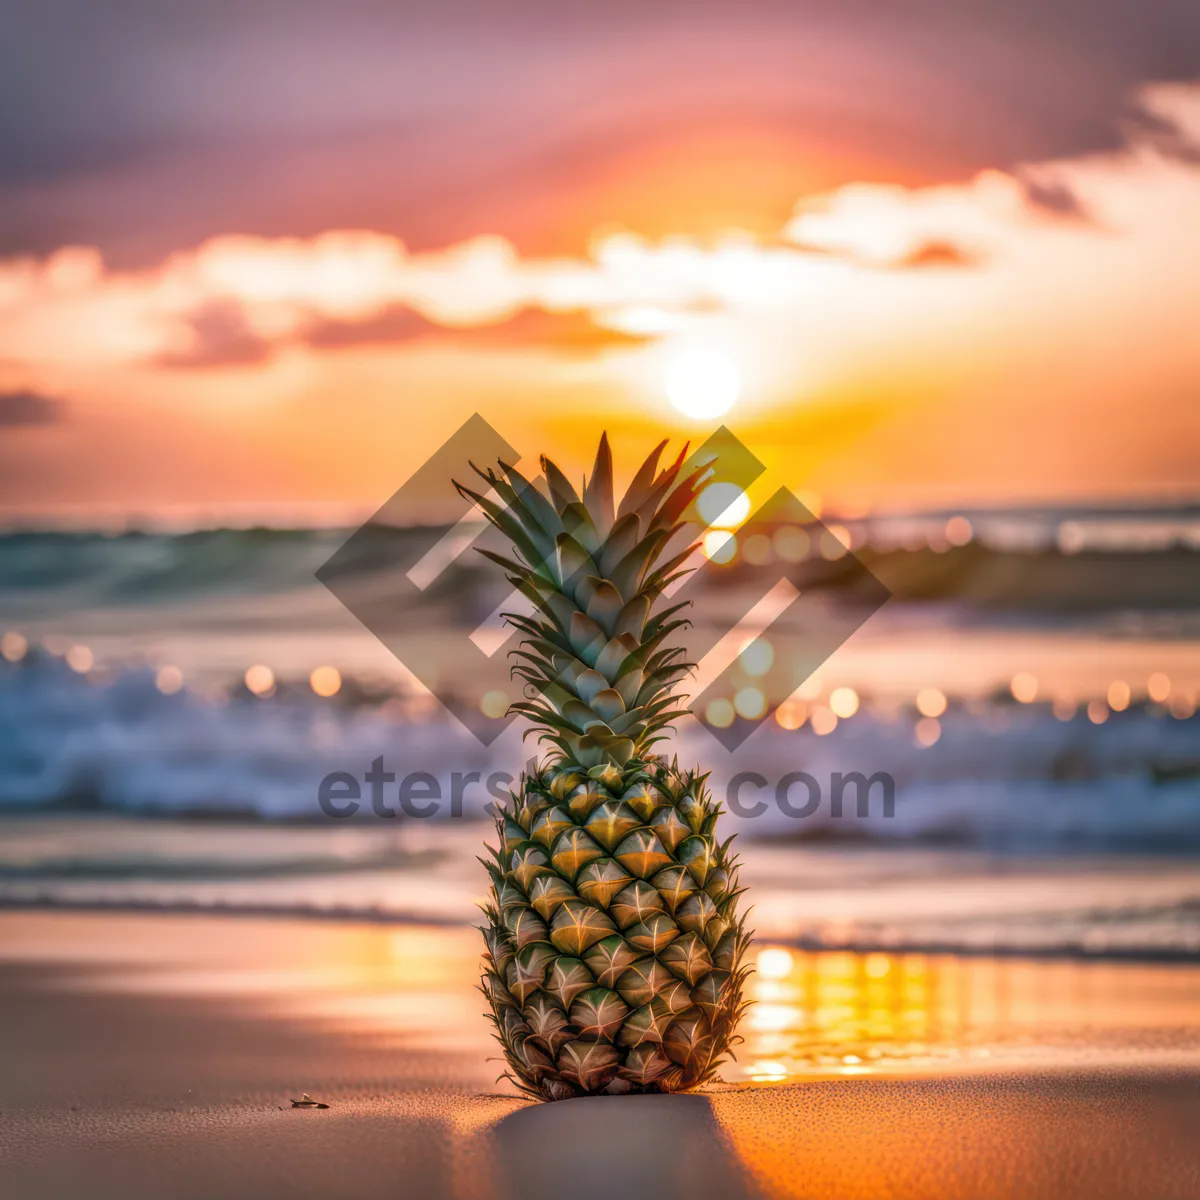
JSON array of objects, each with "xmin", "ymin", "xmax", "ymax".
[{"xmin": 664, "ymin": 344, "xmax": 741, "ymax": 419}]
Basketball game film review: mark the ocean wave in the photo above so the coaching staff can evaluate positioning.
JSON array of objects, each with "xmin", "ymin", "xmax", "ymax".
[
  {"xmin": 2, "ymin": 819, "xmax": 1197, "ymax": 961},
  {"xmin": 2, "ymin": 654, "xmax": 1198, "ymax": 851},
  {"xmin": 1, "ymin": 519, "xmax": 1199, "ymax": 617}
]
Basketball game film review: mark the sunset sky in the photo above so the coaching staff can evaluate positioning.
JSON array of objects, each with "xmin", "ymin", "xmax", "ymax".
[{"xmin": 2, "ymin": 0, "xmax": 1199, "ymax": 522}]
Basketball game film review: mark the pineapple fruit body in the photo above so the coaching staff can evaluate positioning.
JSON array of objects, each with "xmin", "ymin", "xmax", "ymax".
[
  {"xmin": 482, "ymin": 756, "xmax": 748, "ymax": 1097},
  {"xmin": 459, "ymin": 434, "xmax": 750, "ymax": 1099}
]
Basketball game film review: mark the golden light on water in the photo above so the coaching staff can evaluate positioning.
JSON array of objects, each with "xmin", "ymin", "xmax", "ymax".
[
  {"xmin": 1010, "ymin": 672, "xmax": 1038, "ymax": 703},
  {"xmin": 731, "ymin": 944, "xmax": 1200, "ymax": 1086},
  {"xmin": 748, "ymin": 1059, "xmax": 790, "ymax": 1083},
  {"xmin": 864, "ymin": 952, "xmax": 891, "ymax": 979},
  {"xmin": 1147, "ymin": 672, "xmax": 1171, "ymax": 703},
  {"xmin": 1087, "ymin": 698, "xmax": 1110, "ymax": 725},
  {"xmin": 738, "ymin": 947, "xmax": 975, "ymax": 1083},
  {"xmin": 1106, "ymin": 679, "xmax": 1131, "ymax": 712},
  {"xmin": 750, "ymin": 1003, "xmax": 801, "ymax": 1033},
  {"xmin": 756, "ymin": 948, "xmax": 795, "ymax": 979},
  {"xmin": 664, "ymin": 344, "xmax": 741, "ymax": 419}
]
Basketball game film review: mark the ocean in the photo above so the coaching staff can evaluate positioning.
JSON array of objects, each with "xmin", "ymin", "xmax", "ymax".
[{"xmin": 2, "ymin": 504, "xmax": 1198, "ymax": 960}]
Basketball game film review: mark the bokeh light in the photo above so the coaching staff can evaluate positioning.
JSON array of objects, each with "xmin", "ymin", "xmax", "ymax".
[
  {"xmin": 1010, "ymin": 672, "xmax": 1038, "ymax": 703},
  {"xmin": 697, "ymin": 482, "xmax": 750, "ymax": 528},
  {"xmin": 945, "ymin": 515, "xmax": 973, "ymax": 546},
  {"xmin": 66, "ymin": 644, "xmax": 94, "ymax": 674},
  {"xmin": 810, "ymin": 705, "xmax": 838, "ymax": 736},
  {"xmin": 1, "ymin": 631, "xmax": 28, "ymax": 663},
  {"xmin": 916, "ymin": 687, "xmax": 947, "ymax": 718},
  {"xmin": 742, "ymin": 533, "xmax": 772, "ymax": 565},
  {"xmin": 310, "ymin": 665, "xmax": 342, "ymax": 698},
  {"xmin": 702, "ymin": 529, "xmax": 737, "ymax": 563},
  {"xmin": 865, "ymin": 952, "xmax": 891, "ymax": 979},
  {"xmin": 756, "ymin": 947, "xmax": 794, "ymax": 979},
  {"xmin": 773, "ymin": 525, "xmax": 809, "ymax": 562},
  {"xmin": 155, "ymin": 665, "xmax": 183, "ymax": 695},
  {"xmin": 748, "ymin": 1059, "xmax": 790, "ymax": 1083},
  {"xmin": 915, "ymin": 716, "xmax": 941, "ymax": 747},
  {"xmin": 705, "ymin": 697, "xmax": 735, "ymax": 728},
  {"xmin": 775, "ymin": 699, "xmax": 807, "ymax": 730},
  {"xmin": 739, "ymin": 637, "xmax": 774, "ymax": 676},
  {"xmin": 245, "ymin": 664, "xmax": 275, "ymax": 697}
]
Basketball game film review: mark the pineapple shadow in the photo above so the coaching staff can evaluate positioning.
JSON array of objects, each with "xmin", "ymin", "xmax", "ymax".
[{"xmin": 490, "ymin": 1092, "xmax": 762, "ymax": 1200}]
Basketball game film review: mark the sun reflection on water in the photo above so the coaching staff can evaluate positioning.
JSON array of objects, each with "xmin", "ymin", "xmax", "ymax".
[{"xmin": 731, "ymin": 945, "xmax": 1200, "ymax": 1084}]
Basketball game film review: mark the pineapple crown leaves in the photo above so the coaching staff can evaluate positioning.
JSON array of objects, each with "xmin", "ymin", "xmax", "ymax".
[{"xmin": 453, "ymin": 433, "xmax": 716, "ymax": 767}]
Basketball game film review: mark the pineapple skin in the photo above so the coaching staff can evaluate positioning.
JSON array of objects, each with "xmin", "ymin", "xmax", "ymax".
[
  {"xmin": 482, "ymin": 756, "xmax": 749, "ymax": 1098},
  {"xmin": 458, "ymin": 435, "xmax": 752, "ymax": 1098}
]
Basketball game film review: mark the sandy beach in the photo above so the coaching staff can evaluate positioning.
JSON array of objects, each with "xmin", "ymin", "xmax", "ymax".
[{"xmin": 1, "ymin": 911, "xmax": 1198, "ymax": 1200}]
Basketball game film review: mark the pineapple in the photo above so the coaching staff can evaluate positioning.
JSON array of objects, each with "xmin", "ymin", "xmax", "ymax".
[{"xmin": 457, "ymin": 434, "xmax": 751, "ymax": 1099}]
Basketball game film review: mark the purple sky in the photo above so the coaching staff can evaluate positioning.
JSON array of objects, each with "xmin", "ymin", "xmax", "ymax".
[{"xmin": 4, "ymin": 0, "xmax": 1200, "ymax": 262}]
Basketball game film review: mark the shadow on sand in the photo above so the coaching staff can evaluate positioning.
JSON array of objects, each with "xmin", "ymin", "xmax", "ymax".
[{"xmin": 490, "ymin": 1092, "xmax": 760, "ymax": 1200}]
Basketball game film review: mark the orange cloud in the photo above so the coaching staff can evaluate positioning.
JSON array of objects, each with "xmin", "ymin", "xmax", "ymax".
[{"xmin": 1, "ymin": 81, "xmax": 1199, "ymax": 512}]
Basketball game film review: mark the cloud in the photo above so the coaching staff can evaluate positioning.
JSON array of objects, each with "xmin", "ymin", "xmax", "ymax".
[
  {"xmin": 5, "ymin": 0, "xmax": 1200, "ymax": 265},
  {"xmin": 1120, "ymin": 98, "xmax": 1200, "ymax": 163},
  {"xmin": 1, "ymin": 79, "xmax": 1199, "ymax": 510},
  {"xmin": 0, "ymin": 78, "xmax": 1197, "ymax": 394},
  {"xmin": 301, "ymin": 306, "xmax": 651, "ymax": 356},
  {"xmin": 1016, "ymin": 174, "xmax": 1091, "ymax": 221},
  {"xmin": 155, "ymin": 300, "xmax": 274, "ymax": 368},
  {"xmin": 893, "ymin": 240, "xmax": 981, "ymax": 269},
  {"xmin": 0, "ymin": 389, "xmax": 65, "ymax": 427},
  {"xmin": 0, "ymin": 228, "xmax": 788, "ymax": 369},
  {"xmin": 151, "ymin": 293, "xmax": 654, "ymax": 369}
]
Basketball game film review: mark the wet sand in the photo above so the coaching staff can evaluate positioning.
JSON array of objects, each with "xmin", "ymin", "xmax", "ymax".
[{"xmin": 1, "ymin": 912, "xmax": 1198, "ymax": 1199}]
